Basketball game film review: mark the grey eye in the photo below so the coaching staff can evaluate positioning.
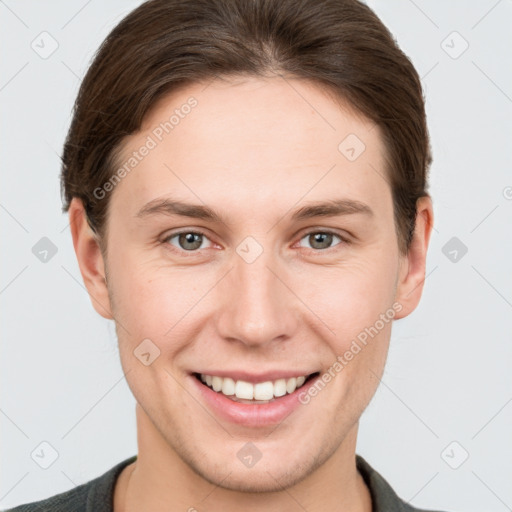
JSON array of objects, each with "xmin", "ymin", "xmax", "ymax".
[
  {"xmin": 299, "ymin": 232, "xmax": 342, "ymax": 250},
  {"xmin": 167, "ymin": 232, "xmax": 209, "ymax": 251}
]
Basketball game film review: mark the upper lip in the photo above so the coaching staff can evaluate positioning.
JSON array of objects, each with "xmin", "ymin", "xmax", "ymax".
[{"xmin": 193, "ymin": 370, "xmax": 319, "ymax": 384}]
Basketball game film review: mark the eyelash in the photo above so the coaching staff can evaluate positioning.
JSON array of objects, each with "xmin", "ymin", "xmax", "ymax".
[{"xmin": 161, "ymin": 229, "xmax": 351, "ymax": 257}]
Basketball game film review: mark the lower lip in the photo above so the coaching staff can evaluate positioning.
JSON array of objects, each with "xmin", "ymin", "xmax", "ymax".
[{"xmin": 189, "ymin": 374, "xmax": 320, "ymax": 427}]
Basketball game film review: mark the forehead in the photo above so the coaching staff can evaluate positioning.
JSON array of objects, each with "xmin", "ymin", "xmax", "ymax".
[{"xmin": 109, "ymin": 76, "xmax": 389, "ymax": 220}]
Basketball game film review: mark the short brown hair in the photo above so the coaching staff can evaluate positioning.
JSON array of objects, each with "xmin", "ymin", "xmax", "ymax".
[{"xmin": 60, "ymin": 0, "xmax": 431, "ymax": 255}]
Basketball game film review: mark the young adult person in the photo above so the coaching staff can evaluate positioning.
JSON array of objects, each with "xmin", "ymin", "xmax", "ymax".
[{"xmin": 5, "ymin": 1, "xmax": 449, "ymax": 510}]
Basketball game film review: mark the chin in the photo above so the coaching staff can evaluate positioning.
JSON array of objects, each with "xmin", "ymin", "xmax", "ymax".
[
  {"xmin": 205, "ymin": 463, "xmax": 310, "ymax": 493},
  {"xmin": 185, "ymin": 444, "xmax": 326, "ymax": 494}
]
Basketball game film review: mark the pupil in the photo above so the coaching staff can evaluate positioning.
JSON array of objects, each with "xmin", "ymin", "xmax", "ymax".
[
  {"xmin": 180, "ymin": 233, "xmax": 202, "ymax": 250},
  {"xmin": 311, "ymin": 233, "xmax": 331, "ymax": 249}
]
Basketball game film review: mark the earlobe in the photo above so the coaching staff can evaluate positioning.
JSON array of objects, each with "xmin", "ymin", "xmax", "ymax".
[
  {"xmin": 68, "ymin": 198, "xmax": 114, "ymax": 320},
  {"xmin": 394, "ymin": 196, "xmax": 434, "ymax": 320}
]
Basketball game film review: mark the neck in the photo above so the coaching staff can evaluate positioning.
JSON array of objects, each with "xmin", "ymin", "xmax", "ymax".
[{"xmin": 114, "ymin": 404, "xmax": 372, "ymax": 512}]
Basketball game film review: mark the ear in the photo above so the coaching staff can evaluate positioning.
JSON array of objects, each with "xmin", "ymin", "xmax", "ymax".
[
  {"xmin": 394, "ymin": 195, "xmax": 434, "ymax": 319},
  {"xmin": 68, "ymin": 198, "xmax": 114, "ymax": 320}
]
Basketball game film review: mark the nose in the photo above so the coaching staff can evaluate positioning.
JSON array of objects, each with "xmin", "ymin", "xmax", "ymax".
[{"xmin": 215, "ymin": 248, "xmax": 299, "ymax": 349}]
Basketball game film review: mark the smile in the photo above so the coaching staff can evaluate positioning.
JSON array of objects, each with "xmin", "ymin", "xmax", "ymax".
[{"xmin": 193, "ymin": 372, "xmax": 319, "ymax": 404}]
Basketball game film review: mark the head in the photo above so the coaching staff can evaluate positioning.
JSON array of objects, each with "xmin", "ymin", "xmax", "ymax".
[{"xmin": 63, "ymin": 0, "xmax": 433, "ymax": 493}]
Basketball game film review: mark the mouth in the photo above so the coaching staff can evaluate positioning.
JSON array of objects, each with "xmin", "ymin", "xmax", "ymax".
[{"xmin": 192, "ymin": 371, "xmax": 320, "ymax": 404}]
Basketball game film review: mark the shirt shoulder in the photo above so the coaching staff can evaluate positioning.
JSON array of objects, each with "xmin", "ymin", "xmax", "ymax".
[
  {"xmin": 2, "ymin": 456, "xmax": 137, "ymax": 512},
  {"xmin": 356, "ymin": 454, "xmax": 450, "ymax": 512}
]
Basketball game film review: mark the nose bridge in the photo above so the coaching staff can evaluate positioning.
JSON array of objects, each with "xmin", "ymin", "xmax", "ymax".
[{"xmin": 215, "ymin": 243, "xmax": 297, "ymax": 346}]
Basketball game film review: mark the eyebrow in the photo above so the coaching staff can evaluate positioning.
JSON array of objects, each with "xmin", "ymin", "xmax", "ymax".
[
  {"xmin": 135, "ymin": 196, "xmax": 374, "ymax": 223},
  {"xmin": 290, "ymin": 199, "xmax": 373, "ymax": 221}
]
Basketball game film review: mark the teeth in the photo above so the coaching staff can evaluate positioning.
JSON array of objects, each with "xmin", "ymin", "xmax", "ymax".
[
  {"xmin": 222, "ymin": 377, "xmax": 235, "ymax": 396},
  {"xmin": 254, "ymin": 381, "xmax": 274, "ymax": 400},
  {"xmin": 198, "ymin": 373, "xmax": 311, "ymax": 401},
  {"xmin": 235, "ymin": 380, "xmax": 254, "ymax": 399},
  {"xmin": 274, "ymin": 378, "xmax": 287, "ymax": 397},
  {"xmin": 212, "ymin": 376, "xmax": 222, "ymax": 392},
  {"xmin": 286, "ymin": 377, "xmax": 297, "ymax": 394}
]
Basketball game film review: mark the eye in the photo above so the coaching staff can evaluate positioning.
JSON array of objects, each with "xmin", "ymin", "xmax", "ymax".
[
  {"xmin": 162, "ymin": 228, "xmax": 349, "ymax": 256},
  {"xmin": 297, "ymin": 230, "xmax": 347, "ymax": 251},
  {"xmin": 163, "ymin": 231, "xmax": 213, "ymax": 252}
]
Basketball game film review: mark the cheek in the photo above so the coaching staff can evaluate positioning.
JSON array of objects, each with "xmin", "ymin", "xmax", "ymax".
[
  {"xmin": 108, "ymin": 248, "xmax": 213, "ymax": 344},
  {"xmin": 302, "ymin": 258, "xmax": 397, "ymax": 418},
  {"xmin": 292, "ymin": 250, "xmax": 398, "ymax": 341}
]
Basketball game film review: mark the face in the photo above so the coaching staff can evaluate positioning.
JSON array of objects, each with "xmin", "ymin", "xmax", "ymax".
[{"xmin": 71, "ymin": 76, "xmax": 432, "ymax": 493}]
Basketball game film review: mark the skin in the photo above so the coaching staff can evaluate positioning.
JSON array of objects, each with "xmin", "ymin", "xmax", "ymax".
[{"xmin": 69, "ymin": 76, "xmax": 433, "ymax": 512}]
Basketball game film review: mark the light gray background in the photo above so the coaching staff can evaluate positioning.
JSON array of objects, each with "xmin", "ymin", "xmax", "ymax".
[{"xmin": 1, "ymin": 1, "xmax": 511, "ymax": 510}]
